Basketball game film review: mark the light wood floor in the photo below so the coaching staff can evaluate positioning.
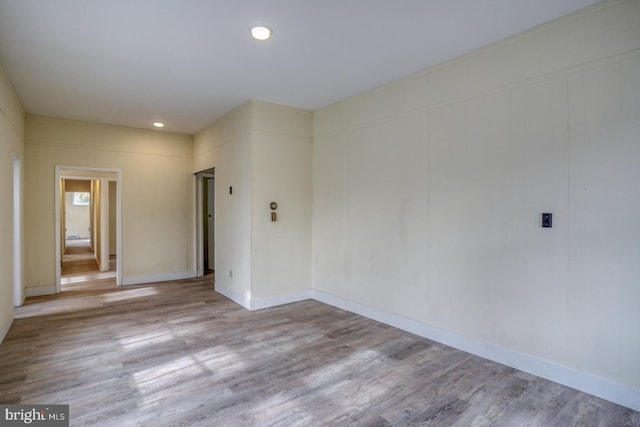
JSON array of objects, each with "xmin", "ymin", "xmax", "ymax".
[
  {"xmin": 61, "ymin": 239, "xmax": 116, "ymax": 286},
  {"xmin": 1, "ymin": 263, "xmax": 638, "ymax": 425}
]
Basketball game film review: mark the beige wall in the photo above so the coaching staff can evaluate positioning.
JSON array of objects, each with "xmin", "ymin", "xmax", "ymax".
[
  {"xmin": 193, "ymin": 100, "xmax": 312, "ymax": 307},
  {"xmin": 0, "ymin": 65, "xmax": 24, "ymax": 340},
  {"xmin": 312, "ymin": 0, "xmax": 640, "ymax": 409},
  {"xmin": 25, "ymin": 116, "xmax": 194, "ymax": 290}
]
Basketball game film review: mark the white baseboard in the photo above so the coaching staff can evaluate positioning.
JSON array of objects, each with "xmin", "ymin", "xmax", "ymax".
[
  {"xmin": 214, "ymin": 283, "xmax": 251, "ymax": 309},
  {"xmin": 121, "ymin": 271, "xmax": 196, "ymax": 286},
  {"xmin": 249, "ymin": 289, "xmax": 313, "ymax": 311},
  {"xmin": 0, "ymin": 308, "xmax": 14, "ymax": 343},
  {"xmin": 26, "ymin": 285, "xmax": 56, "ymax": 297},
  {"xmin": 214, "ymin": 286, "xmax": 312, "ymax": 311},
  {"xmin": 309, "ymin": 289, "xmax": 640, "ymax": 413}
]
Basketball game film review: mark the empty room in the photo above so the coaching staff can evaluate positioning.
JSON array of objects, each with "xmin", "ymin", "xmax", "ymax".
[{"xmin": 0, "ymin": 0, "xmax": 639, "ymax": 425}]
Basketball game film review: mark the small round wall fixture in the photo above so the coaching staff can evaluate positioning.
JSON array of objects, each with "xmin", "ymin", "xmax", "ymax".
[
  {"xmin": 251, "ymin": 26, "xmax": 272, "ymax": 41},
  {"xmin": 152, "ymin": 121, "xmax": 165, "ymax": 128}
]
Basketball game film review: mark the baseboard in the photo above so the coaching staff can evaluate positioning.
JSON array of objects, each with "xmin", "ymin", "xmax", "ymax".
[
  {"xmin": 249, "ymin": 289, "xmax": 313, "ymax": 311},
  {"xmin": 26, "ymin": 285, "xmax": 56, "ymax": 297},
  {"xmin": 0, "ymin": 308, "xmax": 14, "ymax": 343},
  {"xmin": 214, "ymin": 283, "xmax": 251, "ymax": 310},
  {"xmin": 214, "ymin": 286, "xmax": 313, "ymax": 311},
  {"xmin": 310, "ymin": 289, "xmax": 640, "ymax": 413},
  {"xmin": 121, "ymin": 271, "xmax": 196, "ymax": 286}
]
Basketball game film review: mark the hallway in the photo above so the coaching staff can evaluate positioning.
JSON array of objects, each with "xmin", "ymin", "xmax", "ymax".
[{"xmin": 61, "ymin": 239, "xmax": 116, "ymax": 289}]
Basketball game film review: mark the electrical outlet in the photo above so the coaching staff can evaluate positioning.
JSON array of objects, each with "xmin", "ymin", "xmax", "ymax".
[{"xmin": 229, "ymin": 269, "xmax": 233, "ymax": 278}]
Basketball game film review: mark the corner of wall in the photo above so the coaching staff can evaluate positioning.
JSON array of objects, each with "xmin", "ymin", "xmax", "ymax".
[
  {"xmin": 0, "ymin": 63, "xmax": 24, "ymax": 345},
  {"xmin": 0, "ymin": 65, "xmax": 25, "ymax": 138},
  {"xmin": 0, "ymin": 307, "xmax": 14, "ymax": 344}
]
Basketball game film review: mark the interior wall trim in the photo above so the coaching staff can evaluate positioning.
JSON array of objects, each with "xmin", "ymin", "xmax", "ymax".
[
  {"xmin": 214, "ymin": 283, "xmax": 250, "ymax": 310},
  {"xmin": 249, "ymin": 290, "xmax": 313, "ymax": 311}
]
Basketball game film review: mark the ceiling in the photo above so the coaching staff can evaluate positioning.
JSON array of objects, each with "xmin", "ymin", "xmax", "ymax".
[{"xmin": 0, "ymin": 0, "xmax": 600, "ymax": 134}]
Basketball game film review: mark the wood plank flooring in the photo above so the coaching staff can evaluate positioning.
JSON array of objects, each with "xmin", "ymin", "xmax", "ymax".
[
  {"xmin": 61, "ymin": 239, "xmax": 116, "ymax": 285},
  {"xmin": 1, "ymin": 273, "xmax": 638, "ymax": 426}
]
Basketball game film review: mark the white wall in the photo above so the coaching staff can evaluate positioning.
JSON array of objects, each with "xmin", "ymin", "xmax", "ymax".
[
  {"xmin": 0, "ymin": 65, "xmax": 24, "ymax": 341},
  {"xmin": 193, "ymin": 103, "xmax": 253, "ymax": 304},
  {"xmin": 251, "ymin": 101, "xmax": 312, "ymax": 303},
  {"xmin": 64, "ymin": 178, "xmax": 91, "ymax": 239},
  {"xmin": 567, "ymin": 56, "xmax": 640, "ymax": 388},
  {"xmin": 65, "ymin": 192, "xmax": 90, "ymax": 238},
  {"xmin": 193, "ymin": 100, "xmax": 312, "ymax": 308},
  {"xmin": 313, "ymin": 0, "xmax": 640, "ymax": 410},
  {"xmin": 24, "ymin": 116, "xmax": 194, "ymax": 292}
]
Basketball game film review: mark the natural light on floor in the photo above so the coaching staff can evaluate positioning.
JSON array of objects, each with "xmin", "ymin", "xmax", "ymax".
[
  {"xmin": 119, "ymin": 330, "xmax": 175, "ymax": 350},
  {"xmin": 61, "ymin": 271, "xmax": 116, "ymax": 284},
  {"xmin": 101, "ymin": 286, "xmax": 158, "ymax": 302},
  {"xmin": 133, "ymin": 355, "xmax": 209, "ymax": 401}
]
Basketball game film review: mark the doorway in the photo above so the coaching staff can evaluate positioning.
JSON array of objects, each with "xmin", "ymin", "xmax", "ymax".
[
  {"xmin": 55, "ymin": 167, "xmax": 122, "ymax": 292},
  {"xmin": 61, "ymin": 179, "xmax": 116, "ymax": 287},
  {"xmin": 203, "ymin": 174, "xmax": 215, "ymax": 272},
  {"xmin": 196, "ymin": 168, "xmax": 215, "ymax": 279}
]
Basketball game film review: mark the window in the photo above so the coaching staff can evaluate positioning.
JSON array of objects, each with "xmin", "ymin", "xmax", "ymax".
[{"xmin": 73, "ymin": 192, "xmax": 90, "ymax": 205}]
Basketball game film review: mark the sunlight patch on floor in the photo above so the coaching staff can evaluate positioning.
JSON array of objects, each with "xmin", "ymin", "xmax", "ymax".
[
  {"xmin": 15, "ymin": 298, "xmax": 104, "ymax": 319},
  {"xmin": 101, "ymin": 287, "xmax": 158, "ymax": 302},
  {"xmin": 119, "ymin": 330, "xmax": 175, "ymax": 350},
  {"xmin": 61, "ymin": 271, "xmax": 116, "ymax": 284}
]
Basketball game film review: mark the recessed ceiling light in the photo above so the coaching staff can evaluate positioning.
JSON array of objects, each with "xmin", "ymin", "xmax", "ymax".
[
  {"xmin": 251, "ymin": 26, "xmax": 271, "ymax": 41},
  {"xmin": 152, "ymin": 121, "xmax": 165, "ymax": 128}
]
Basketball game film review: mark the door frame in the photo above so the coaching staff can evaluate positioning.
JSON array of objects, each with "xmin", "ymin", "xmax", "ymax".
[
  {"xmin": 13, "ymin": 155, "xmax": 24, "ymax": 306},
  {"xmin": 194, "ymin": 169, "xmax": 215, "ymax": 278},
  {"xmin": 55, "ymin": 166, "xmax": 122, "ymax": 291},
  {"xmin": 205, "ymin": 176, "xmax": 215, "ymax": 271}
]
